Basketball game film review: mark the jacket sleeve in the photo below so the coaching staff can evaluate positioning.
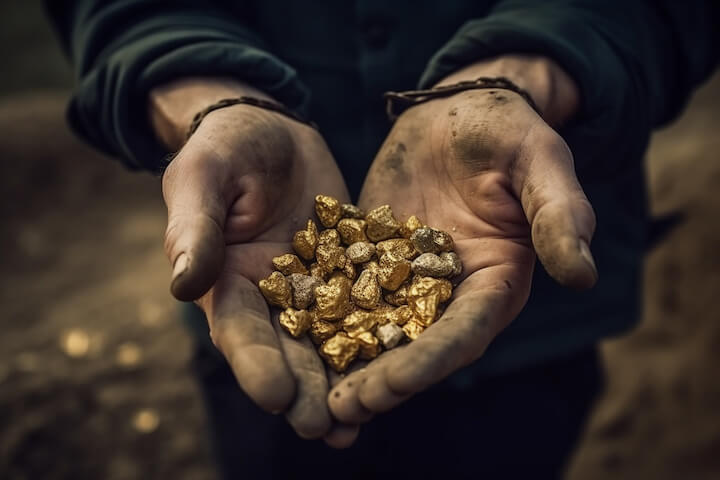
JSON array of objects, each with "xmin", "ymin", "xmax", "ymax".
[
  {"xmin": 419, "ymin": 0, "xmax": 719, "ymax": 179},
  {"xmin": 45, "ymin": 0, "xmax": 310, "ymax": 172}
]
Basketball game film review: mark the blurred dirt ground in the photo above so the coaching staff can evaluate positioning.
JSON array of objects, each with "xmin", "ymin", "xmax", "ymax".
[{"xmin": 0, "ymin": 3, "xmax": 719, "ymax": 480}]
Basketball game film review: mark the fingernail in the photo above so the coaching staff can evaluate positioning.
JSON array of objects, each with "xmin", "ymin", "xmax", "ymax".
[
  {"xmin": 578, "ymin": 241, "xmax": 598, "ymax": 281},
  {"xmin": 172, "ymin": 253, "xmax": 189, "ymax": 281}
]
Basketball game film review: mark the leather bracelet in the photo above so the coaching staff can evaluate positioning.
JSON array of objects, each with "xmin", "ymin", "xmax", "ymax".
[
  {"xmin": 186, "ymin": 96, "xmax": 316, "ymax": 140},
  {"xmin": 383, "ymin": 76, "xmax": 540, "ymax": 121}
]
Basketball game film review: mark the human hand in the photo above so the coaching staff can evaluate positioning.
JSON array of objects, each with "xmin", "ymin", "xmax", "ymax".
[
  {"xmin": 150, "ymin": 78, "xmax": 355, "ymax": 443},
  {"xmin": 328, "ymin": 56, "xmax": 598, "ymax": 426}
]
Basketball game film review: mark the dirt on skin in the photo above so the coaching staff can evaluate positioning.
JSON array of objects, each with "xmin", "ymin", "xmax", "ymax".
[{"xmin": 0, "ymin": 6, "xmax": 719, "ymax": 477}]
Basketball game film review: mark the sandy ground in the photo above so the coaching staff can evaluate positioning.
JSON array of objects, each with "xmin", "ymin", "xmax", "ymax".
[{"xmin": 0, "ymin": 3, "xmax": 719, "ymax": 479}]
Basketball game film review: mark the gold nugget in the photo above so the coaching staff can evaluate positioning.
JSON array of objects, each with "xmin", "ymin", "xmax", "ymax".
[
  {"xmin": 315, "ymin": 195, "xmax": 342, "ymax": 228},
  {"xmin": 384, "ymin": 281, "xmax": 409, "ymax": 306},
  {"xmin": 272, "ymin": 253, "xmax": 308, "ymax": 275},
  {"xmin": 293, "ymin": 220, "xmax": 319, "ymax": 260},
  {"xmin": 337, "ymin": 218, "xmax": 369, "ymax": 245},
  {"xmin": 365, "ymin": 205, "xmax": 401, "ymax": 242},
  {"xmin": 402, "ymin": 318, "xmax": 425, "ymax": 340},
  {"xmin": 407, "ymin": 276, "xmax": 450, "ymax": 326},
  {"xmin": 259, "ymin": 271, "xmax": 292, "ymax": 309},
  {"xmin": 279, "ymin": 308, "xmax": 314, "ymax": 337},
  {"xmin": 375, "ymin": 238, "xmax": 417, "ymax": 260},
  {"xmin": 314, "ymin": 281, "xmax": 351, "ymax": 321},
  {"xmin": 341, "ymin": 310, "xmax": 379, "ymax": 337},
  {"xmin": 377, "ymin": 252, "xmax": 412, "ymax": 290},
  {"xmin": 399, "ymin": 215, "xmax": 424, "ymax": 238},
  {"xmin": 308, "ymin": 320, "xmax": 338, "ymax": 345},
  {"xmin": 351, "ymin": 269, "xmax": 381, "ymax": 309},
  {"xmin": 352, "ymin": 331, "xmax": 381, "ymax": 360},
  {"xmin": 320, "ymin": 332, "xmax": 359, "ymax": 372}
]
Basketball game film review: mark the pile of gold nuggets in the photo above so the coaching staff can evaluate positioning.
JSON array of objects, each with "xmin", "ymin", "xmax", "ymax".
[{"xmin": 258, "ymin": 195, "xmax": 462, "ymax": 372}]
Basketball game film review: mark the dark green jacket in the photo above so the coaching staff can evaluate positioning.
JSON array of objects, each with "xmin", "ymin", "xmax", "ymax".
[{"xmin": 47, "ymin": 0, "xmax": 718, "ymax": 377}]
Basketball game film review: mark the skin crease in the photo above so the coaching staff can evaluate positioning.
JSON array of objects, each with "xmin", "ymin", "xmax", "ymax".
[
  {"xmin": 326, "ymin": 57, "xmax": 599, "ymax": 439},
  {"xmin": 151, "ymin": 79, "xmax": 356, "ymax": 444}
]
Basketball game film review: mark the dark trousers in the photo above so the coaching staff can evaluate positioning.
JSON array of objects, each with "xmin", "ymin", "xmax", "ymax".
[{"xmin": 191, "ymin": 341, "xmax": 603, "ymax": 480}]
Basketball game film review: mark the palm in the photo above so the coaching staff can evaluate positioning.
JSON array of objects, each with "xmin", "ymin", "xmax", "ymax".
[{"xmin": 330, "ymin": 90, "xmax": 596, "ymax": 421}]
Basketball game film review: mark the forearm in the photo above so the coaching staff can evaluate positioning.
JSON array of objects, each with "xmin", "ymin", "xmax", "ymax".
[
  {"xmin": 149, "ymin": 77, "xmax": 275, "ymax": 151},
  {"xmin": 433, "ymin": 55, "xmax": 579, "ymax": 127}
]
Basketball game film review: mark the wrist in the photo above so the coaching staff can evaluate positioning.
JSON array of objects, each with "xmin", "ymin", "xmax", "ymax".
[
  {"xmin": 433, "ymin": 55, "xmax": 579, "ymax": 126},
  {"xmin": 148, "ymin": 77, "xmax": 275, "ymax": 151}
]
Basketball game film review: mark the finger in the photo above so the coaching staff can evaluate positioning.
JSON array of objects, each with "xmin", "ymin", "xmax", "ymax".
[
  {"xmin": 272, "ymin": 317, "xmax": 332, "ymax": 439},
  {"xmin": 206, "ymin": 272, "xmax": 296, "ymax": 414},
  {"xmin": 162, "ymin": 148, "xmax": 232, "ymax": 301},
  {"xmin": 327, "ymin": 364, "xmax": 375, "ymax": 424},
  {"xmin": 323, "ymin": 423, "xmax": 361, "ymax": 449},
  {"xmin": 513, "ymin": 125, "xmax": 598, "ymax": 290},
  {"xmin": 328, "ymin": 348, "xmax": 407, "ymax": 423}
]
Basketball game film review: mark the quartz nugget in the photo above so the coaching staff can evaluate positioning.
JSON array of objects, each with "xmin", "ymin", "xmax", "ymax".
[
  {"xmin": 410, "ymin": 227, "xmax": 454, "ymax": 254},
  {"xmin": 412, "ymin": 253, "xmax": 453, "ymax": 278},
  {"xmin": 279, "ymin": 308, "xmax": 314, "ymax": 337},
  {"xmin": 346, "ymin": 242, "xmax": 376, "ymax": 264},
  {"xmin": 258, "ymin": 271, "xmax": 292, "ymax": 309},
  {"xmin": 341, "ymin": 203, "xmax": 365, "ymax": 219},
  {"xmin": 320, "ymin": 332, "xmax": 359, "ymax": 372},
  {"xmin": 287, "ymin": 273, "xmax": 322, "ymax": 310},
  {"xmin": 365, "ymin": 205, "xmax": 401, "ymax": 242},
  {"xmin": 315, "ymin": 194, "xmax": 342, "ymax": 228},
  {"xmin": 293, "ymin": 220, "xmax": 319, "ymax": 260},
  {"xmin": 440, "ymin": 251, "xmax": 463, "ymax": 277},
  {"xmin": 376, "ymin": 322, "xmax": 405, "ymax": 349}
]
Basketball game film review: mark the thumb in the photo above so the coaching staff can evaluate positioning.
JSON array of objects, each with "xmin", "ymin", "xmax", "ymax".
[
  {"xmin": 162, "ymin": 148, "xmax": 231, "ymax": 301},
  {"xmin": 514, "ymin": 125, "xmax": 598, "ymax": 290}
]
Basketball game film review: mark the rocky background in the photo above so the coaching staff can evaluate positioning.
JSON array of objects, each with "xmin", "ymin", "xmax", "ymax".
[{"xmin": 1, "ymin": 3, "xmax": 718, "ymax": 479}]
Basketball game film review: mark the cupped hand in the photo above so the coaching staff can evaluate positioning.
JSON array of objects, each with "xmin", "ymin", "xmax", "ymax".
[
  {"xmin": 328, "ymin": 83, "xmax": 598, "ymax": 425},
  {"xmin": 160, "ymin": 97, "xmax": 351, "ymax": 440}
]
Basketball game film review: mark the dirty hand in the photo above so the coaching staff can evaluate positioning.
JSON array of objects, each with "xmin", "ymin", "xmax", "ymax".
[
  {"xmin": 150, "ymin": 78, "xmax": 355, "ymax": 444},
  {"xmin": 328, "ymin": 56, "xmax": 598, "ymax": 428}
]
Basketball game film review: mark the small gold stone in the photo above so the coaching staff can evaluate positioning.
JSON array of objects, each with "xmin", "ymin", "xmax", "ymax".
[
  {"xmin": 315, "ymin": 243, "xmax": 346, "ymax": 275},
  {"xmin": 343, "ymin": 260, "xmax": 357, "ymax": 280},
  {"xmin": 377, "ymin": 252, "xmax": 412, "ymax": 291},
  {"xmin": 337, "ymin": 218, "xmax": 369, "ymax": 245},
  {"xmin": 384, "ymin": 281, "xmax": 409, "ymax": 306},
  {"xmin": 318, "ymin": 228, "xmax": 341, "ymax": 246},
  {"xmin": 399, "ymin": 215, "xmax": 424, "ymax": 238},
  {"xmin": 309, "ymin": 262, "xmax": 327, "ymax": 280},
  {"xmin": 341, "ymin": 203, "xmax": 366, "ymax": 219},
  {"xmin": 406, "ymin": 276, "xmax": 450, "ymax": 326},
  {"xmin": 279, "ymin": 308, "xmax": 314, "ymax": 337},
  {"xmin": 365, "ymin": 205, "xmax": 401, "ymax": 242},
  {"xmin": 314, "ymin": 279, "xmax": 351, "ymax": 321},
  {"xmin": 259, "ymin": 271, "xmax": 292, "ymax": 309},
  {"xmin": 353, "ymin": 331, "xmax": 381, "ymax": 360},
  {"xmin": 388, "ymin": 305, "xmax": 415, "ymax": 326},
  {"xmin": 341, "ymin": 309, "xmax": 379, "ymax": 337},
  {"xmin": 375, "ymin": 238, "xmax": 417, "ymax": 260},
  {"xmin": 292, "ymin": 220, "xmax": 319, "ymax": 260},
  {"xmin": 272, "ymin": 253, "xmax": 308, "ymax": 275},
  {"xmin": 402, "ymin": 318, "xmax": 426, "ymax": 340},
  {"xmin": 315, "ymin": 195, "xmax": 342, "ymax": 228},
  {"xmin": 319, "ymin": 332, "xmax": 359, "ymax": 372},
  {"xmin": 308, "ymin": 320, "xmax": 338, "ymax": 345},
  {"xmin": 351, "ymin": 269, "xmax": 381, "ymax": 310}
]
